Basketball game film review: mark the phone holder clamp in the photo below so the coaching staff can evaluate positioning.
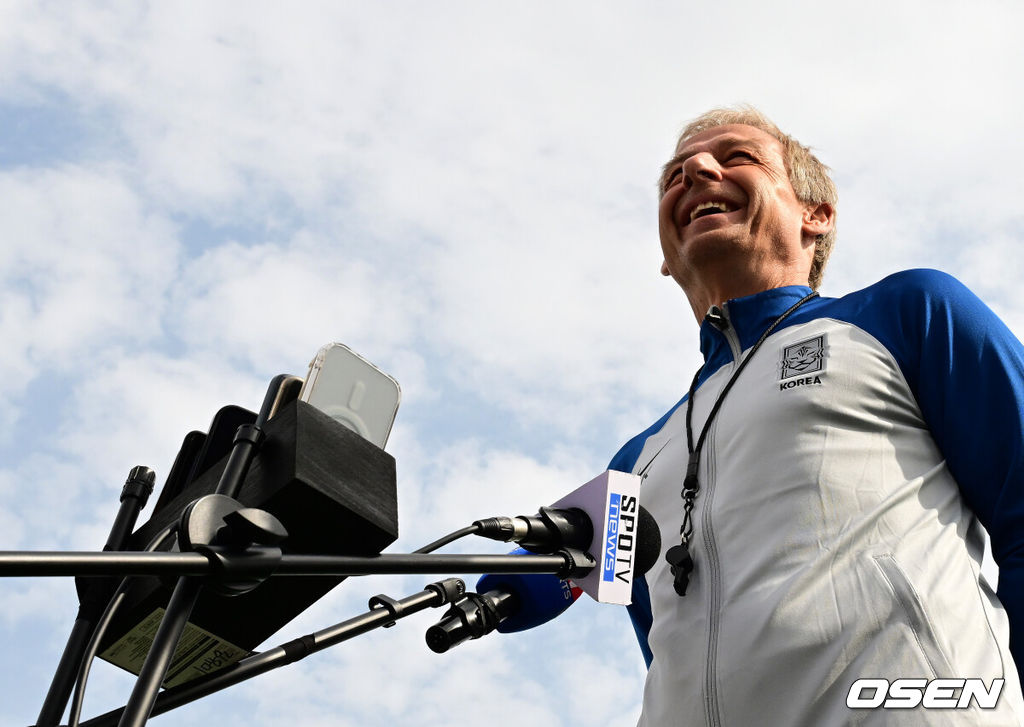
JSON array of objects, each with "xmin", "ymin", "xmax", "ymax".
[{"xmin": 178, "ymin": 494, "xmax": 288, "ymax": 597}]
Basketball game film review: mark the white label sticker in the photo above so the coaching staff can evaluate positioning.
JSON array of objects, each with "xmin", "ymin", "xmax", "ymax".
[{"xmin": 99, "ymin": 608, "xmax": 249, "ymax": 688}]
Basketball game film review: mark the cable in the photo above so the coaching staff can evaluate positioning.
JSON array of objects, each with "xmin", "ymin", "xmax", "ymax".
[
  {"xmin": 413, "ymin": 525, "xmax": 481, "ymax": 554},
  {"xmin": 67, "ymin": 524, "xmax": 177, "ymax": 727}
]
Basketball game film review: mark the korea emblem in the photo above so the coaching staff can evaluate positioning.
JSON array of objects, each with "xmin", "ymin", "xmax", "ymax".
[{"xmin": 780, "ymin": 335, "xmax": 826, "ymax": 379}]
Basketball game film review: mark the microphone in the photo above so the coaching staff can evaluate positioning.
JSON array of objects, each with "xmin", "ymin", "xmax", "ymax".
[
  {"xmin": 475, "ymin": 470, "xmax": 644, "ymax": 605},
  {"xmin": 426, "ymin": 503, "xmax": 661, "ymax": 651},
  {"xmin": 425, "ymin": 590, "xmax": 518, "ymax": 653},
  {"xmin": 473, "ymin": 507, "xmax": 593, "ymax": 552}
]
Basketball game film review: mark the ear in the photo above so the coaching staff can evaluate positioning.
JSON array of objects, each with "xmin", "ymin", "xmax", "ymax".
[
  {"xmin": 661, "ymin": 260, "xmax": 672, "ymax": 276},
  {"xmin": 802, "ymin": 202, "xmax": 835, "ymax": 240}
]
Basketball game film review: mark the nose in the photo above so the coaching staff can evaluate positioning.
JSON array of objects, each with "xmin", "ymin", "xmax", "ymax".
[{"xmin": 681, "ymin": 152, "xmax": 722, "ymax": 189}]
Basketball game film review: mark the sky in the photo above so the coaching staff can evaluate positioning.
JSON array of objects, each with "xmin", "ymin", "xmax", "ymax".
[{"xmin": 1, "ymin": 1, "xmax": 1023, "ymax": 725}]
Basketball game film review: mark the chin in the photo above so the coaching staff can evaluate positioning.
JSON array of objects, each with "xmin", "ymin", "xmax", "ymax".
[{"xmin": 681, "ymin": 233, "xmax": 747, "ymax": 269}]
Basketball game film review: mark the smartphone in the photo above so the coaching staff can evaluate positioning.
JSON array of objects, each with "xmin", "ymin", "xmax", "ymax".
[
  {"xmin": 266, "ymin": 375, "xmax": 304, "ymax": 420},
  {"xmin": 298, "ymin": 343, "xmax": 401, "ymax": 448}
]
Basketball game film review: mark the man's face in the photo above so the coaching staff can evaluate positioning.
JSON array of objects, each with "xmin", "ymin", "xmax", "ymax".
[{"xmin": 657, "ymin": 124, "xmax": 814, "ymax": 291}]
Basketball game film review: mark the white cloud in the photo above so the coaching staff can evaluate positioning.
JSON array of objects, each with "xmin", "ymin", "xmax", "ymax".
[
  {"xmin": 167, "ymin": 233, "xmax": 422, "ymax": 369},
  {"xmin": 0, "ymin": 165, "xmax": 180, "ymax": 400}
]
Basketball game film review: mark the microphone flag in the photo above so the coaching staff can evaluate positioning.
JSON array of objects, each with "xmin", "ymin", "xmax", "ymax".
[{"xmin": 550, "ymin": 470, "xmax": 642, "ymax": 605}]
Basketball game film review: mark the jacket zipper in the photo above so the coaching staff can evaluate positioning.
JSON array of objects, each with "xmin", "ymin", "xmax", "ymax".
[{"xmin": 701, "ymin": 304, "xmax": 740, "ymax": 727}]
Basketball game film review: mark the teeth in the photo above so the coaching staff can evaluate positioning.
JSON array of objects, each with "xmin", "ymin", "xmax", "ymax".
[{"xmin": 690, "ymin": 200, "xmax": 735, "ymax": 222}]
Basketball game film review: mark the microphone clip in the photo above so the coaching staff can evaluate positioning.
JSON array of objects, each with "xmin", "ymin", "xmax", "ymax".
[{"xmin": 554, "ymin": 547, "xmax": 597, "ymax": 579}]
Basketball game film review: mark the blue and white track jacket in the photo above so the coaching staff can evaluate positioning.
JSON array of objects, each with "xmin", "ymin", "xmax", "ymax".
[{"xmin": 612, "ymin": 270, "xmax": 1024, "ymax": 725}]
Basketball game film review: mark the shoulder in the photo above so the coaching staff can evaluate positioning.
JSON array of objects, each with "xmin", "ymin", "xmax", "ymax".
[
  {"xmin": 816, "ymin": 269, "xmax": 1023, "ymax": 400},
  {"xmin": 608, "ymin": 396, "xmax": 687, "ymax": 473},
  {"xmin": 812, "ymin": 269, "xmax": 987, "ymax": 342},
  {"xmin": 834, "ymin": 268, "xmax": 976, "ymax": 312}
]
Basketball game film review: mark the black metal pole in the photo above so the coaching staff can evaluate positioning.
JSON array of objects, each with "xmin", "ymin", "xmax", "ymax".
[
  {"xmin": 209, "ymin": 374, "xmax": 286, "ymax": 501},
  {"xmin": 35, "ymin": 466, "xmax": 156, "ymax": 727},
  {"xmin": 0, "ymin": 551, "xmax": 579, "ymax": 577},
  {"xmin": 80, "ymin": 580, "xmax": 464, "ymax": 727},
  {"xmin": 116, "ymin": 577, "xmax": 203, "ymax": 727},
  {"xmin": 103, "ymin": 467, "xmax": 158, "ymax": 554},
  {"xmin": 34, "ymin": 617, "xmax": 94, "ymax": 727},
  {"xmin": 0, "ymin": 551, "xmax": 213, "ymax": 576}
]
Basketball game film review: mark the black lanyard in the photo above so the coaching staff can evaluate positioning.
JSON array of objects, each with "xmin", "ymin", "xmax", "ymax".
[{"xmin": 665, "ymin": 291, "xmax": 818, "ymax": 596}]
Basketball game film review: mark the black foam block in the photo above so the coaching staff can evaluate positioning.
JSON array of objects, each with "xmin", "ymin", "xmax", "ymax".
[{"xmin": 96, "ymin": 400, "xmax": 398, "ymax": 685}]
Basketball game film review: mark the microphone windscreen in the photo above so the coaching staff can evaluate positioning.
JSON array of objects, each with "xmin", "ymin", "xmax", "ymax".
[{"xmin": 635, "ymin": 506, "xmax": 662, "ymax": 577}]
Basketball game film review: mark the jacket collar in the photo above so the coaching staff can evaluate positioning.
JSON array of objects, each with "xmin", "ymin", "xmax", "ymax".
[{"xmin": 698, "ymin": 285, "xmax": 815, "ymax": 371}]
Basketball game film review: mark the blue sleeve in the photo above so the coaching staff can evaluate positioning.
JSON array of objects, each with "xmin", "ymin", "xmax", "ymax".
[
  {"xmin": 859, "ymin": 269, "xmax": 1024, "ymax": 673},
  {"xmin": 476, "ymin": 549, "xmax": 581, "ymax": 633},
  {"xmin": 626, "ymin": 576, "xmax": 654, "ymax": 667},
  {"xmin": 608, "ymin": 402, "xmax": 686, "ymax": 670}
]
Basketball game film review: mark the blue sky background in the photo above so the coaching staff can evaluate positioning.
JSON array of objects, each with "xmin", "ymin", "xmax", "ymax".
[{"xmin": 1, "ymin": 2, "xmax": 1023, "ymax": 725}]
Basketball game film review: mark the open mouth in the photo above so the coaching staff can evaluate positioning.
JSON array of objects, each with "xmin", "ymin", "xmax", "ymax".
[{"xmin": 689, "ymin": 200, "xmax": 738, "ymax": 224}]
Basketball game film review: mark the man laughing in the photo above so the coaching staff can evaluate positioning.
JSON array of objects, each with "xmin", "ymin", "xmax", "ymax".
[{"xmin": 610, "ymin": 106, "xmax": 1024, "ymax": 725}]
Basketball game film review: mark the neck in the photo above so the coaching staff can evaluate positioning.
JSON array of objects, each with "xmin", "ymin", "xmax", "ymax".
[{"xmin": 683, "ymin": 269, "xmax": 812, "ymax": 323}]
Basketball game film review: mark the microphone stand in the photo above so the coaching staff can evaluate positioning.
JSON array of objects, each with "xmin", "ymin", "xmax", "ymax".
[
  {"xmin": 6, "ymin": 544, "xmax": 592, "ymax": 727},
  {"xmin": 12, "ymin": 375, "xmax": 597, "ymax": 727},
  {"xmin": 0, "ymin": 550, "xmax": 588, "ymax": 578},
  {"xmin": 78, "ymin": 578, "xmax": 467, "ymax": 727}
]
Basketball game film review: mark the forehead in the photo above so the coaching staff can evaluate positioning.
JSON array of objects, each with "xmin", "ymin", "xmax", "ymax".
[{"xmin": 673, "ymin": 123, "xmax": 784, "ymax": 158}]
